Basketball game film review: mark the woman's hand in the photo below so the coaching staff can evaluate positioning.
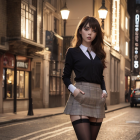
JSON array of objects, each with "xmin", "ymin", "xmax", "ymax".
[
  {"xmin": 73, "ymin": 88, "xmax": 85, "ymax": 97},
  {"xmin": 102, "ymin": 93, "xmax": 107, "ymax": 98}
]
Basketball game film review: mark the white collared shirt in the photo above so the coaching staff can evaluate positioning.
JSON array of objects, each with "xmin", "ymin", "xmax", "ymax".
[{"xmin": 68, "ymin": 44, "xmax": 107, "ymax": 94}]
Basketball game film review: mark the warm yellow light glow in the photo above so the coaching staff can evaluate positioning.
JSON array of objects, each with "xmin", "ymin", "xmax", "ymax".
[
  {"xmin": 125, "ymin": 17, "xmax": 128, "ymax": 29},
  {"xmin": 26, "ymin": 19, "xmax": 28, "ymax": 39},
  {"xmin": 60, "ymin": 10, "xmax": 70, "ymax": 20},
  {"xmin": 126, "ymin": 42, "xmax": 128, "ymax": 56},
  {"xmin": 98, "ymin": 9, "xmax": 108, "ymax": 19},
  {"xmin": 112, "ymin": 0, "xmax": 120, "ymax": 51},
  {"xmin": 8, "ymin": 80, "xmax": 12, "ymax": 83}
]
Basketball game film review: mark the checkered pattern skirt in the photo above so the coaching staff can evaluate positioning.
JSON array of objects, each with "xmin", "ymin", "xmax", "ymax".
[{"xmin": 63, "ymin": 81, "xmax": 106, "ymax": 118}]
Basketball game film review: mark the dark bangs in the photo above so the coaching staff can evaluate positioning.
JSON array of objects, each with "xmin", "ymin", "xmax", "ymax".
[{"xmin": 79, "ymin": 17, "xmax": 100, "ymax": 33}]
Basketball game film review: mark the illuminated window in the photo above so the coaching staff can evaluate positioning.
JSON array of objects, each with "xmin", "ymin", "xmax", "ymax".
[
  {"xmin": 17, "ymin": 71, "xmax": 29, "ymax": 98},
  {"xmin": 6, "ymin": 69, "xmax": 14, "ymax": 98},
  {"xmin": 3, "ymin": 69, "xmax": 29, "ymax": 99},
  {"xmin": 21, "ymin": 3, "xmax": 34, "ymax": 40},
  {"xmin": 121, "ymin": 5, "xmax": 125, "ymax": 30},
  {"xmin": 125, "ymin": 17, "xmax": 128, "ymax": 30},
  {"xmin": 126, "ymin": 42, "xmax": 128, "ymax": 56}
]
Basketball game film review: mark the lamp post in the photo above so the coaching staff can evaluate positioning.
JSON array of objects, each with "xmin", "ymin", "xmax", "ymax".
[
  {"xmin": 60, "ymin": 2, "xmax": 70, "ymax": 36},
  {"xmin": 98, "ymin": 0, "xmax": 108, "ymax": 29}
]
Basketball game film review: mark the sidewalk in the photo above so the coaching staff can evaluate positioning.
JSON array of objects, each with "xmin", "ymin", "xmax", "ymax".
[{"xmin": 0, "ymin": 103, "xmax": 130, "ymax": 125}]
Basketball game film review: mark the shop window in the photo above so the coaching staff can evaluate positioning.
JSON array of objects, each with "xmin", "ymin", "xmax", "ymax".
[
  {"xmin": 17, "ymin": 71, "xmax": 25, "ymax": 98},
  {"xmin": 3, "ymin": 69, "xmax": 29, "ymax": 99},
  {"xmin": 6, "ymin": 69, "xmax": 14, "ymax": 98},
  {"xmin": 17, "ymin": 70, "xmax": 29, "ymax": 98},
  {"xmin": 21, "ymin": 2, "xmax": 35, "ymax": 40}
]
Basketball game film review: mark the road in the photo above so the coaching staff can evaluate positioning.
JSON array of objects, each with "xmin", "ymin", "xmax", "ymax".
[{"xmin": 0, "ymin": 106, "xmax": 140, "ymax": 140}]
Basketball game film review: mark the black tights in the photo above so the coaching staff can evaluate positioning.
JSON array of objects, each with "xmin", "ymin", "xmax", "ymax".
[{"xmin": 72, "ymin": 118, "xmax": 102, "ymax": 140}]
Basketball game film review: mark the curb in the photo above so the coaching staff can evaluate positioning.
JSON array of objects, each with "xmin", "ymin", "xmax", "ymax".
[
  {"xmin": 0, "ymin": 113, "xmax": 64, "ymax": 125},
  {"xmin": 0, "ymin": 105, "xmax": 130, "ymax": 125},
  {"xmin": 105, "ymin": 105, "xmax": 130, "ymax": 113}
]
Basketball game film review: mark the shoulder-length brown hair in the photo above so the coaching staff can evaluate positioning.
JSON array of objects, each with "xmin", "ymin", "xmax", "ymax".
[{"xmin": 71, "ymin": 16, "xmax": 107, "ymax": 69}]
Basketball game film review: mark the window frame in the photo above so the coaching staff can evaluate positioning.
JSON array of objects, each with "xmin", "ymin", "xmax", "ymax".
[
  {"xmin": 21, "ymin": 2, "xmax": 35, "ymax": 41},
  {"xmin": 125, "ymin": 41, "xmax": 128, "ymax": 56}
]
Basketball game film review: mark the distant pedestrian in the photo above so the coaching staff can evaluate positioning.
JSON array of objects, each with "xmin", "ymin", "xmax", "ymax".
[{"xmin": 62, "ymin": 16, "xmax": 108, "ymax": 140}]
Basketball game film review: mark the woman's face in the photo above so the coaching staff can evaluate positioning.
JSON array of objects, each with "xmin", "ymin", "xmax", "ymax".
[{"xmin": 79, "ymin": 23, "xmax": 97, "ymax": 44}]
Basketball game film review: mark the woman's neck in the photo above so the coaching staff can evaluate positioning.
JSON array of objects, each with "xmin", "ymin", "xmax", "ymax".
[
  {"xmin": 82, "ymin": 41, "xmax": 91, "ymax": 48},
  {"xmin": 82, "ymin": 42, "xmax": 92, "ymax": 51}
]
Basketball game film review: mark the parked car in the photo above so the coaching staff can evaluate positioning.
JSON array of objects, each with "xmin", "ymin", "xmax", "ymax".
[{"xmin": 130, "ymin": 88, "xmax": 140, "ymax": 107}]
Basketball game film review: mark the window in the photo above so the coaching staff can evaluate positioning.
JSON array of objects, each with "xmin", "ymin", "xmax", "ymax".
[
  {"xmin": 46, "ymin": 0, "xmax": 57, "ymax": 9},
  {"xmin": 121, "ymin": 5, "xmax": 125, "ymax": 30},
  {"xmin": 112, "ymin": 0, "xmax": 120, "ymax": 51},
  {"xmin": 3, "ymin": 69, "xmax": 29, "ymax": 99},
  {"xmin": 110, "ymin": 56, "xmax": 120, "ymax": 92},
  {"xmin": 5, "ymin": 69, "xmax": 14, "ymax": 98},
  {"xmin": 125, "ymin": 17, "xmax": 128, "ymax": 30},
  {"xmin": 17, "ymin": 71, "xmax": 29, "ymax": 98},
  {"xmin": 54, "ymin": 17, "xmax": 59, "ymax": 34},
  {"xmin": 21, "ymin": 3, "xmax": 35, "ymax": 40},
  {"xmin": 126, "ymin": 42, "xmax": 128, "ymax": 56}
]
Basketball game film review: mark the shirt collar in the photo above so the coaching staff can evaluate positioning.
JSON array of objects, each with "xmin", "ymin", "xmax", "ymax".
[
  {"xmin": 79, "ymin": 44, "xmax": 89, "ymax": 53},
  {"xmin": 79, "ymin": 44, "xmax": 96, "ymax": 56}
]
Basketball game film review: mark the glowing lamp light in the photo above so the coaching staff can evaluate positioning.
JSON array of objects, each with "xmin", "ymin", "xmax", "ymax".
[
  {"xmin": 98, "ymin": 8, "xmax": 108, "ymax": 19},
  {"xmin": 60, "ymin": 3, "xmax": 70, "ymax": 20},
  {"xmin": 98, "ymin": 0, "xmax": 108, "ymax": 29}
]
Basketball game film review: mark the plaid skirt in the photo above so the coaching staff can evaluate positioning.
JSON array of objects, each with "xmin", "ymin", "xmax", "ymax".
[{"xmin": 63, "ymin": 81, "xmax": 106, "ymax": 118}]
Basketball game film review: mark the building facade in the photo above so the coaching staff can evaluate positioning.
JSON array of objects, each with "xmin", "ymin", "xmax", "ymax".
[
  {"xmin": 0, "ymin": 0, "xmax": 44, "ymax": 113},
  {"xmin": 128, "ymin": 0, "xmax": 140, "ymax": 91}
]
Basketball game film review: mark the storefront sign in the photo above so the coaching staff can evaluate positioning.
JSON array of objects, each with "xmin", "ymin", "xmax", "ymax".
[
  {"xmin": 134, "ymin": 14, "xmax": 139, "ymax": 69},
  {"xmin": 17, "ymin": 61, "xmax": 28, "ymax": 69},
  {"xmin": 3, "ymin": 54, "xmax": 14, "ymax": 68}
]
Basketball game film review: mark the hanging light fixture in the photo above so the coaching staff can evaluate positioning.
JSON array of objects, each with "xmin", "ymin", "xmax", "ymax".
[
  {"xmin": 60, "ymin": 2, "xmax": 70, "ymax": 20},
  {"xmin": 98, "ymin": 0, "xmax": 108, "ymax": 29}
]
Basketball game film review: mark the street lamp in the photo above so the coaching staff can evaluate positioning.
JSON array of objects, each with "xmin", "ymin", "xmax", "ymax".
[
  {"xmin": 98, "ymin": 0, "xmax": 108, "ymax": 29},
  {"xmin": 60, "ymin": 2, "xmax": 70, "ymax": 36}
]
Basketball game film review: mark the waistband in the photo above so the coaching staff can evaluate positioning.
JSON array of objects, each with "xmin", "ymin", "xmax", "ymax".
[{"xmin": 75, "ymin": 81, "xmax": 101, "ymax": 88}]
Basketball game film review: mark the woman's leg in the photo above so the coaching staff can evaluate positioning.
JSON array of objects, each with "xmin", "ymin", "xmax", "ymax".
[
  {"xmin": 89, "ymin": 117, "xmax": 103, "ymax": 140},
  {"xmin": 70, "ymin": 115, "xmax": 91, "ymax": 140}
]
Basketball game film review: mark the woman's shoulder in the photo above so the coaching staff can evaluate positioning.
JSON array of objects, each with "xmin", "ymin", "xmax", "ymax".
[{"xmin": 67, "ymin": 47, "xmax": 80, "ymax": 54}]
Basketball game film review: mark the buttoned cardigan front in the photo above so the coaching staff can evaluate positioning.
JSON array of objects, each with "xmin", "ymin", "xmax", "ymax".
[{"xmin": 62, "ymin": 45, "xmax": 107, "ymax": 94}]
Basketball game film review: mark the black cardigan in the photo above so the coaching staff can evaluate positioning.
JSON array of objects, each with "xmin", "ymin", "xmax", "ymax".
[{"xmin": 62, "ymin": 47, "xmax": 106, "ymax": 92}]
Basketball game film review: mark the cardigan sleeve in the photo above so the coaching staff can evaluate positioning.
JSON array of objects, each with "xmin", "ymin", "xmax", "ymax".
[
  {"xmin": 62, "ymin": 48, "xmax": 74, "ymax": 91},
  {"xmin": 101, "ymin": 74, "xmax": 106, "ymax": 91}
]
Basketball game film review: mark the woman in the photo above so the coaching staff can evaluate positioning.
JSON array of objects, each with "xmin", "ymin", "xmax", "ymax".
[{"xmin": 62, "ymin": 16, "xmax": 108, "ymax": 140}]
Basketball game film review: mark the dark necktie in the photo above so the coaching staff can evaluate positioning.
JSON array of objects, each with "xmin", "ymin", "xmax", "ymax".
[{"xmin": 86, "ymin": 49, "xmax": 94, "ymax": 61}]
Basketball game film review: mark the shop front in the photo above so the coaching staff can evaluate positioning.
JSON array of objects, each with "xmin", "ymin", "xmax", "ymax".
[{"xmin": 1, "ymin": 53, "xmax": 31, "ymax": 113}]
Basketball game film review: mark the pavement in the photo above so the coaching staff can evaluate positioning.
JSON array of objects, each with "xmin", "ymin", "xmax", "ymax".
[{"xmin": 0, "ymin": 102, "xmax": 130, "ymax": 125}]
